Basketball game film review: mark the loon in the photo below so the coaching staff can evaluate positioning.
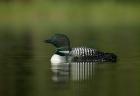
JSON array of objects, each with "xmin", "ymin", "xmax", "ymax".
[{"xmin": 45, "ymin": 34, "xmax": 117, "ymax": 63}]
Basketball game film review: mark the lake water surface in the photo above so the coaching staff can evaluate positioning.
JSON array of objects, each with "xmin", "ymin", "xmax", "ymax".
[{"xmin": 0, "ymin": 27, "xmax": 140, "ymax": 96}]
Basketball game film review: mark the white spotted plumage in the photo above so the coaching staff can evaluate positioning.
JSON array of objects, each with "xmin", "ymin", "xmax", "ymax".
[{"xmin": 70, "ymin": 47, "xmax": 96, "ymax": 57}]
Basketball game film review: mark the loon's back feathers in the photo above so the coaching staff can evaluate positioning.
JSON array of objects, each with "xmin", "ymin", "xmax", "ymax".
[
  {"xmin": 70, "ymin": 47, "xmax": 117, "ymax": 62},
  {"xmin": 45, "ymin": 34, "xmax": 117, "ymax": 63},
  {"xmin": 57, "ymin": 47, "xmax": 117, "ymax": 62},
  {"xmin": 71, "ymin": 47, "xmax": 96, "ymax": 56}
]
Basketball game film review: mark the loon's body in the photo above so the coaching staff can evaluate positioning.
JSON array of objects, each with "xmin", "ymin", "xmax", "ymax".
[{"xmin": 45, "ymin": 34, "xmax": 117, "ymax": 63}]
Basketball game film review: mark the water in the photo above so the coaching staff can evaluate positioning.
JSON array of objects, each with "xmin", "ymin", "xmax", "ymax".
[{"xmin": 0, "ymin": 27, "xmax": 140, "ymax": 96}]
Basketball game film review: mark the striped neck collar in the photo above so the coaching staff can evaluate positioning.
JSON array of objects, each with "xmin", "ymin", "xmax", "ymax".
[{"xmin": 55, "ymin": 47, "xmax": 71, "ymax": 56}]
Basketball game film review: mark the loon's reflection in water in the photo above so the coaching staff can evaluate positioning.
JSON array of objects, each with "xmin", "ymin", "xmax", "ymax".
[
  {"xmin": 51, "ymin": 62, "xmax": 95, "ymax": 82},
  {"xmin": 71, "ymin": 62, "xmax": 95, "ymax": 81},
  {"xmin": 51, "ymin": 62, "xmax": 70, "ymax": 82}
]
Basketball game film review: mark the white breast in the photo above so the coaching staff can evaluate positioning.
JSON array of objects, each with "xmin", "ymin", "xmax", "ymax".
[{"xmin": 51, "ymin": 54, "xmax": 66, "ymax": 64}]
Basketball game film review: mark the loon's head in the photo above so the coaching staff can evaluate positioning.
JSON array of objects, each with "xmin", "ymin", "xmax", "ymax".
[{"xmin": 45, "ymin": 34, "xmax": 71, "ymax": 50}]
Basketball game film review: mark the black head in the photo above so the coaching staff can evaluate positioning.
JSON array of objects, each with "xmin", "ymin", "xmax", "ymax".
[{"xmin": 45, "ymin": 34, "xmax": 71, "ymax": 49}]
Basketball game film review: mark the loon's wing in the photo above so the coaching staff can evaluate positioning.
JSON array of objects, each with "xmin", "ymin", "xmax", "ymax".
[
  {"xmin": 70, "ymin": 47, "xmax": 117, "ymax": 62},
  {"xmin": 70, "ymin": 47, "xmax": 101, "ymax": 61},
  {"xmin": 71, "ymin": 47, "xmax": 97, "ymax": 57}
]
